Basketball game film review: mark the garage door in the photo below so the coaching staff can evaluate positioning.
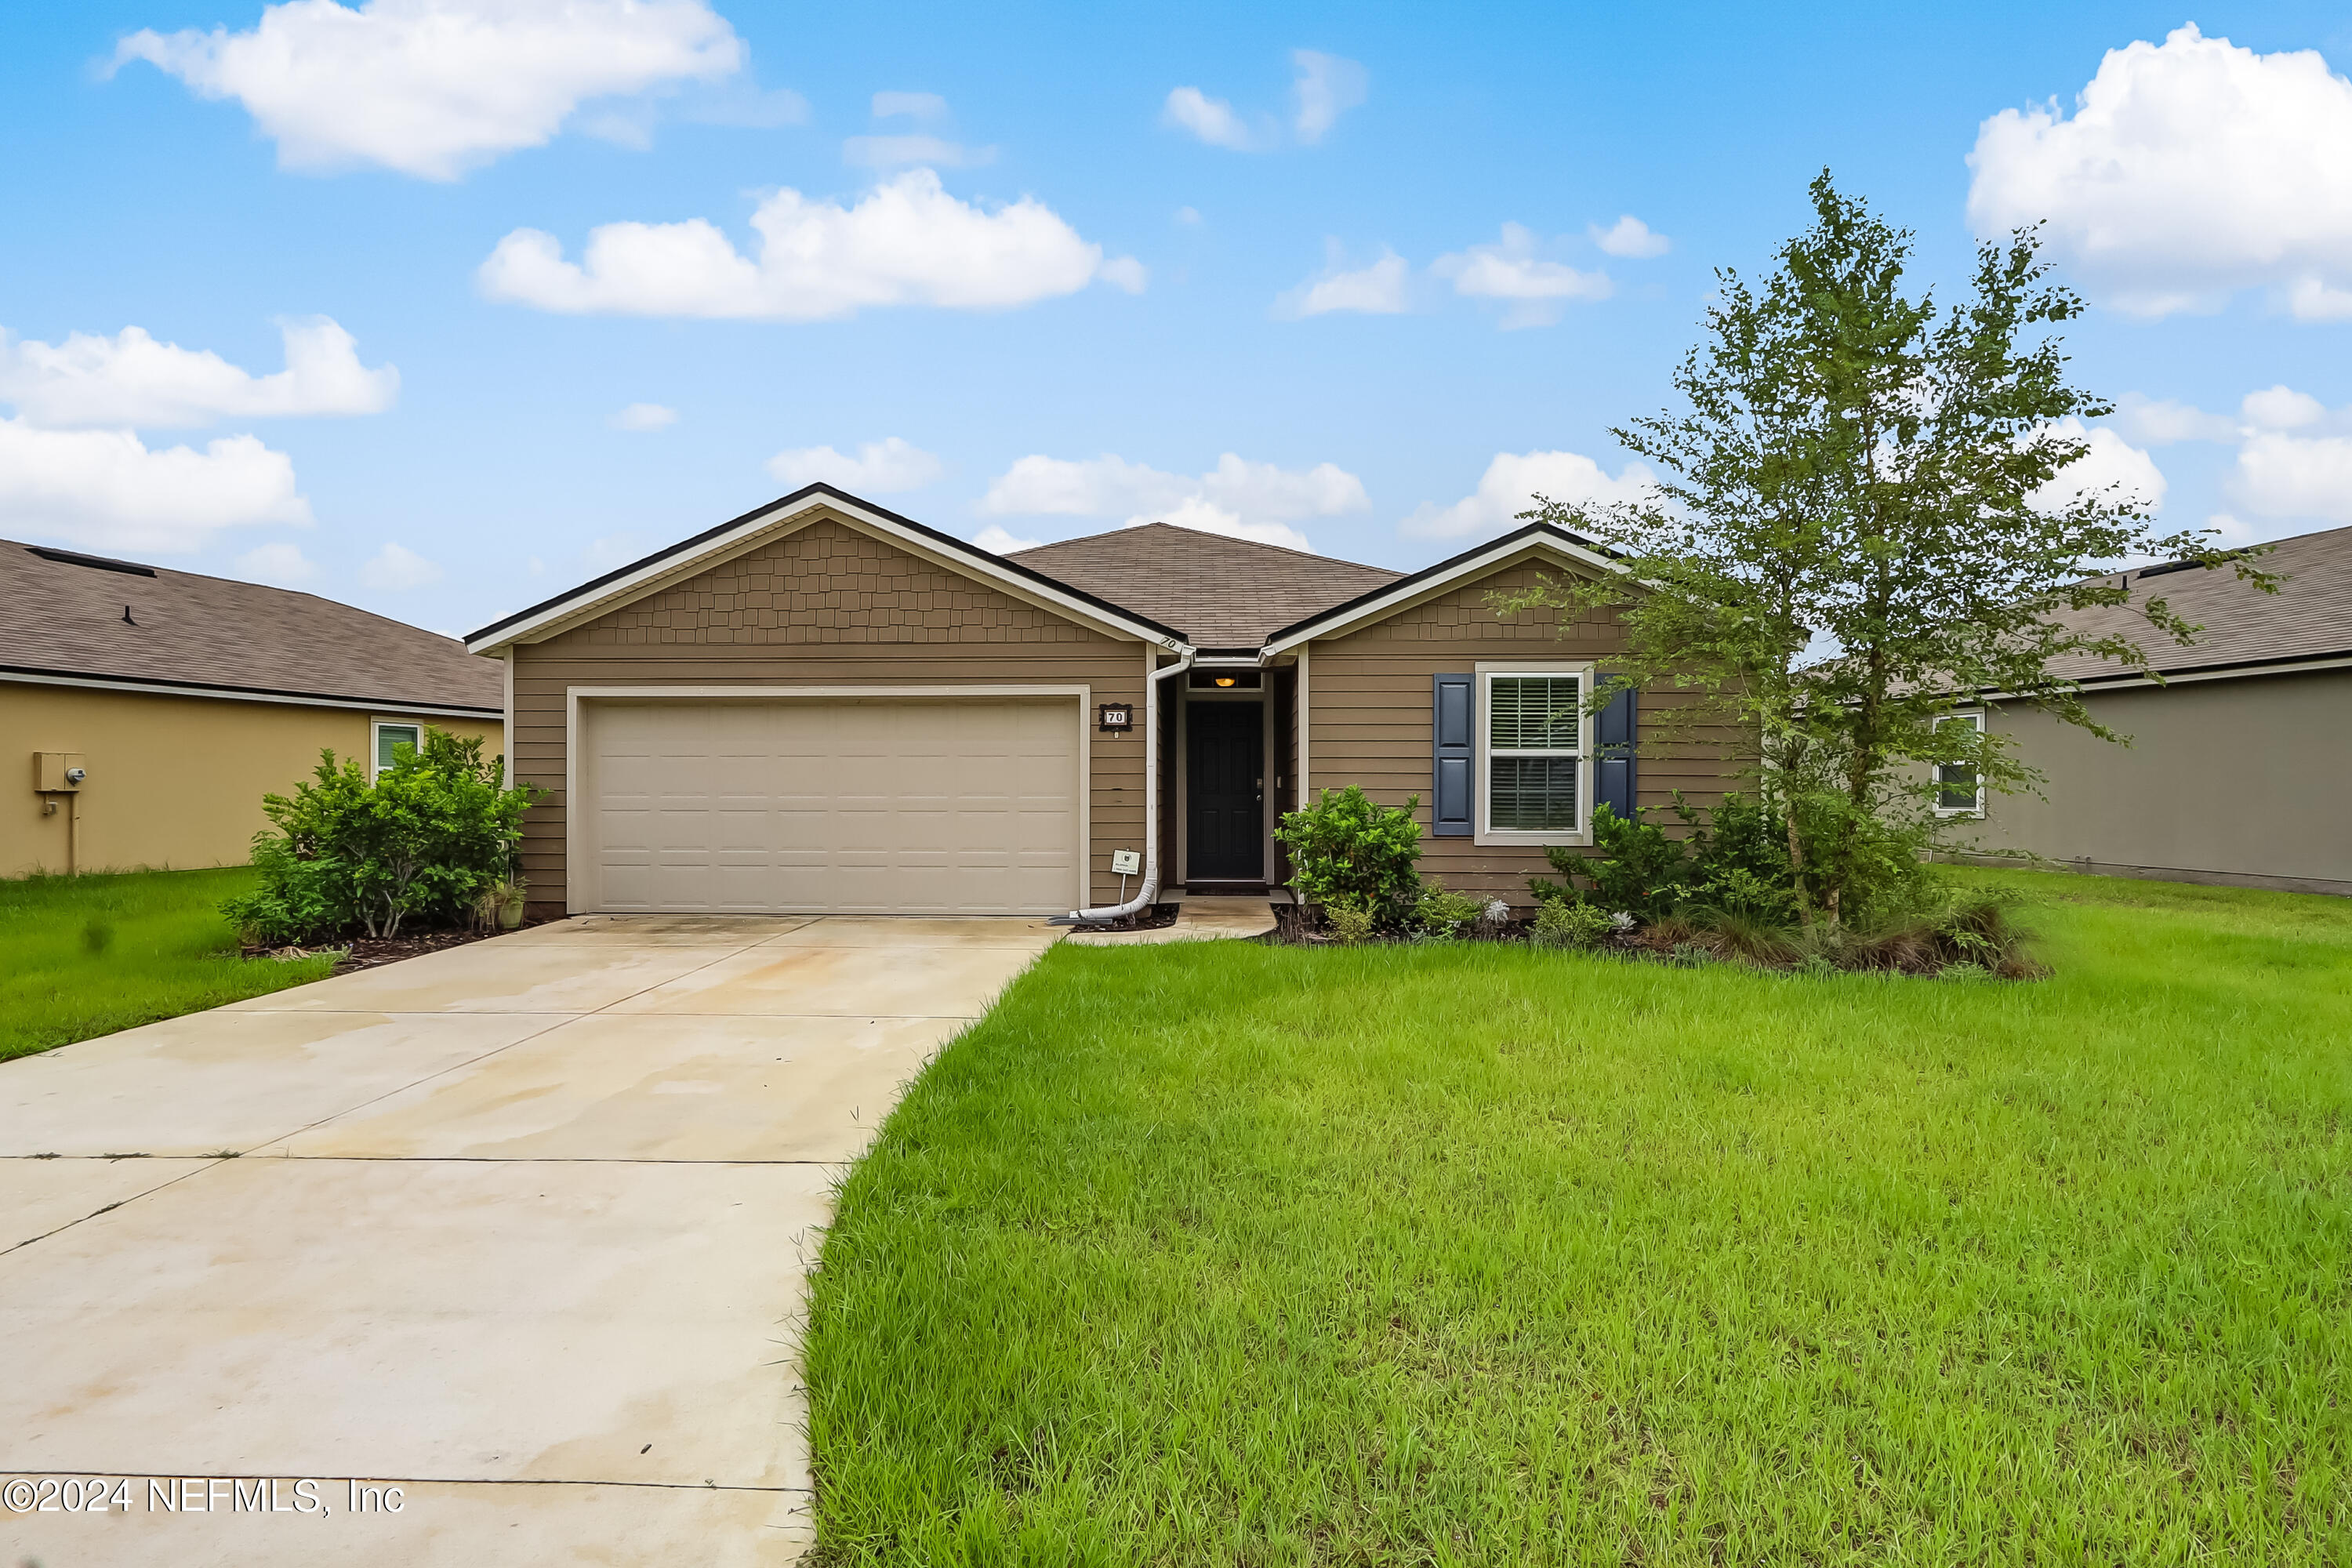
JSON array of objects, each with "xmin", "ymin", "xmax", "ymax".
[{"xmin": 583, "ymin": 698, "xmax": 1080, "ymax": 915}]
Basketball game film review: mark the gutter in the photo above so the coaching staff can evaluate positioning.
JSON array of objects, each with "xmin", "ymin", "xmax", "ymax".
[{"xmin": 1057, "ymin": 646, "xmax": 1197, "ymax": 924}]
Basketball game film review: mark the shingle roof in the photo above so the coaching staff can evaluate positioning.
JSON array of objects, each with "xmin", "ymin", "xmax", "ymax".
[
  {"xmin": 1005, "ymin": 523, "xmax": 1403, "ymax": 647},
  {"xmin": 2, "ymin": 539, "xmax": 503, "ymax": 712},
  {"xmin": 2048, "ymin": 524, "xmax": 2352, "ymax": 684}
]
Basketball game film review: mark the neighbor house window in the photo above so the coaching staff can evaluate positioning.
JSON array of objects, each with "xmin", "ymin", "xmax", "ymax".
[
  {"xmin": 1483, "ymin": 672, "xmax": 1584, "ymax": 834},
  {"xmin": 372, "ymin": 721, "xmax": 423, "ymax": 779},
  {"xmin": 1934, "ymin": 712, "xmax": 1985, "ymax": 818}
]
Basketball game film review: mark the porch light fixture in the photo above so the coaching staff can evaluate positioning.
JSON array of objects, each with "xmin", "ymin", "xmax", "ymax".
[{"xmin": 1214, "ymin": 676, "xmax": 1236, "ymax": 687}]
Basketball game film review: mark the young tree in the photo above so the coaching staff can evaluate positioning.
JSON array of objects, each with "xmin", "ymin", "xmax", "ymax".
[{"xmin": 1498, "ymin": 172, "xmax": 2272, "ymax": 924}]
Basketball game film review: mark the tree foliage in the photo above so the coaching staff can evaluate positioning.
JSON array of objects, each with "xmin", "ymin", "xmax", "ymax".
[{"xmin": 1497, "ymin": 172, "xmax": 2274, "ymax": 922}]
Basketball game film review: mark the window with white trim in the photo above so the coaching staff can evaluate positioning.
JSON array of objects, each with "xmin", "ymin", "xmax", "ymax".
[
  {"xmin": 1483, "ymin": 672, "xmax": 1584, "ymax": 833},
  {"xmin": 372, "ymin": 721, "xmax": 423, "ymax": 779},
  {"xmin": 1933, "ymin": 712, "xmax": 1985, "ymax": 818}
]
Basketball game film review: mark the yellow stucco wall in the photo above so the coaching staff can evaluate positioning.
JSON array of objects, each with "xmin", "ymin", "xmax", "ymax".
[{"xmin": 3, "ymin": 683, "xmax": 503, "ymax": 880}]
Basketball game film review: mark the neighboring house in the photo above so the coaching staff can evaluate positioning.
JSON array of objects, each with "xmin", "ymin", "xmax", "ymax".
[
  {"xmin": 3, "ymin": 540, "xmax": 504, "ymax": 880},
  {"xmin": 1943, "ymin": 522, "xmax": 2352, "ymax": 896},
  {"xmin": 465, "ymin": 484, "xmax": 1744, "ymax": 919}
]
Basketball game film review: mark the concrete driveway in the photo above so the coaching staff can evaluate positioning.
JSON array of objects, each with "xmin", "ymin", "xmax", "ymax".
[{"xmin": 0, "ymin": 914, "xmax": 1059, "ymax": 1567}]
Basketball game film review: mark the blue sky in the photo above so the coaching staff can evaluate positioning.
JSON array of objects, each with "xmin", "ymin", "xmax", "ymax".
[{"xmin": 5, "ymin": 2, "xmax": 2352, "ymax": 637}]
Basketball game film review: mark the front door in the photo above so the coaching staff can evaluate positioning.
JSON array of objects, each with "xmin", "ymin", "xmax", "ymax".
[{"xmin": 1186, "ymin": 702, "xmax": 1264, "ymax": 883}]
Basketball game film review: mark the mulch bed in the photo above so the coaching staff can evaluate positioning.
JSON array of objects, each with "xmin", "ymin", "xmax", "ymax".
[
  {"xmin": 1071, "ymin": 902, "xmax": 1181, "ymax": 934},
  {"xmin": 243, "ymin": 922, "xmax": 553, "ymax": 975},
  {"xmin": 1269, "ymin": 903, "xmax": 1534, "ymax": 946}
]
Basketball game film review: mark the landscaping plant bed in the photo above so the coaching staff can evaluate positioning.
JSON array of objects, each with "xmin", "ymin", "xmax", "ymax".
[
  {"xmin": 244, "ymin": 921, "xmax": 548, "ymax": 975},
  {"xmin": 1269, "ymin": 898, "xmax": 2044, "ymax": 978},
  {"xmin": 1067, "ymin": 902, "xmax": 1180, "ymax": 934},
  {"xmin": 1270, "ymin": 900, "xmax": 1529, "ymax": 946}
]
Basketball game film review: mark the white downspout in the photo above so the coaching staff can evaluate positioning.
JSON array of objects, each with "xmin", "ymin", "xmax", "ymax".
[{"xmin": 1063, "ymin": 645, "xmax": 1195, "ymax": 923}]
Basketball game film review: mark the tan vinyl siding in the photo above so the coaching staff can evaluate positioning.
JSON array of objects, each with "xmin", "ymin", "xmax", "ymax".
[
  {"xmin": 1305, "ymin": 561, "xmax": 1749, "ymax": 904},
  {"xmin": 2, "ymin": 684, "xmax": 499, "ymax": 880},
  {"xmin": 508, "ymin": 514, "xmax": 1147, "ymax": 913}
]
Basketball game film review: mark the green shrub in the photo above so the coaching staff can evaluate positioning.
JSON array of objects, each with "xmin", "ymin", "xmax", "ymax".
[
  {"xmin": 1532, "ymin": 801, "xmax": 1691, "ymax": 920},
  {"xmin": 222, "ymin": 731, "xmax": 538, "ymax": 946},
  {"xmin": 1532, "ymin": 899, "xmax": 1616, "ymax": 950},
  {"xmin": 1323, "ymin": 896, "xmax": 1379, "ymax": 946},
  {"xmin": 1275, "ymin": 786, "xmax": 1423, "ymax": 927},
  {"xmin": 1533, "ymin": 793, "xmax": 1800, "ymax": 925},
  {"xmin": 1413, "ymin": 881, "xmax": 1484, "ymax": 937}
]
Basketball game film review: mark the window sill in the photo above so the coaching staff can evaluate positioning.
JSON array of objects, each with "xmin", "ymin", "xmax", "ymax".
[{"xmin": 1474, "ymin": 830, "xmax": 1592, "ymax": 848}]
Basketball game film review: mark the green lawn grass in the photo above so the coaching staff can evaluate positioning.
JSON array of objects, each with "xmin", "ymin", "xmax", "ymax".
[
  {"xmin": 0, "ymin": 867, "xmax": 336, "ymax": 1062},
  {"xmin": 807, "ymin": 869, "xmax": 2352, "ymax": 1564}
]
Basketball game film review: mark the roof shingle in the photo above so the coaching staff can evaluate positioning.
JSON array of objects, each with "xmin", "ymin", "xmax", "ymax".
[
  {"xmin": 2, "ymin": 539, "xmax": 503, "ymax": 711},
  {"xmin": 1005, "ymin": 523, "xmax": 1402, "ymax": 647},
  {"xmin": 2048, "ymin": 524, "xmax": 2352, "ymax": 683}
]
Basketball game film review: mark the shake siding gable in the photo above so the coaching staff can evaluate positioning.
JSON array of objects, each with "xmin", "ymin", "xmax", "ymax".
[
  {"xmin": 509, "ymin": 514, "xmax": 1147, "ymax": 913},
  {"xmin": 1305, "ymin": 561, "xmax": 1744, "ymax": 903}
]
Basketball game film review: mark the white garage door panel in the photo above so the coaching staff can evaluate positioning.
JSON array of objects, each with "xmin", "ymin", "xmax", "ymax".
[{"xmin": 586, "ymin": 699, "xmax": 1079, "ymax": 914}]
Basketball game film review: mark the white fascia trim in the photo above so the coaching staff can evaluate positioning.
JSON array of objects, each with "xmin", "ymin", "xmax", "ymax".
[
  {"xmin": 469, "ymin": 494, "xmax": 1190, "ymax": 656},
  {"xmin": 0, "ymin": 667, "xmax": 499, "ymax": 720},
  {"xmin": 1261, "ymin": 534, "xmax": 1625, "ymax": 656}
]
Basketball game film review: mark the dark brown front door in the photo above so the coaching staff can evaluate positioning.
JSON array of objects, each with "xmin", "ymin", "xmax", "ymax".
[{"xmin": 1186, "ymin": 702, "xmax": 1263, "ymax": 882}]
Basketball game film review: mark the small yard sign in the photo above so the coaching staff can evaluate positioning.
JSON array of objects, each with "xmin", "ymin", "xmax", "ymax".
[{"xmin": 1110, "ymin": 849, "xmax": 1142, "ymax": 875}]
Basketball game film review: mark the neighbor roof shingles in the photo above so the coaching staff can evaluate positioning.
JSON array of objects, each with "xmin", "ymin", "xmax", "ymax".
[
  {"xmin": 2, "ymin": 540, "xmax": 503, "ymax": 711},
  {"xmin": 1006, "ymin": 523, "xmax": 1403, "ymax": 647},
  {"xmin": 2045, "ymin": 523, "xmax": 2352, "ymax": 684}
]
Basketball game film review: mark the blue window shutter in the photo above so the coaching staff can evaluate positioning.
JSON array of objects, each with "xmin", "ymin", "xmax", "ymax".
[
  {"xmin": 1595, "ymin": 672, "xmax": 1637, "ymax": 822},
  {"xmin": 1432, "ymin": 673, "xmax": 1473, "ymax": 837}
]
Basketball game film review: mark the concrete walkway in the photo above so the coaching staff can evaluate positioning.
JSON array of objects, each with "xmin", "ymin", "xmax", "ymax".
[
  {"xmin": 0, "ymin": 914, "xmax": 1059, "ymax": 1566},
  {"xmin": 1059, "ymin": 895, "xmax": 1279, "ymax": 946}
]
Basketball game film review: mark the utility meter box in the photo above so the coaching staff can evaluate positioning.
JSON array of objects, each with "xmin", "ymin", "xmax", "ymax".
[{"xmin": 34, "ymin": 752, "xmax": 85, "ymax": 792}]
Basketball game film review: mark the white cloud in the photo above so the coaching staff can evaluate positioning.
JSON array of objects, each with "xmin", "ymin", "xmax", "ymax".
[
  {"xmin": 478, "ymin": 169, "xmax": 1142, "ymax": 320},
  {"xmin": 981, "ymin": 451, "xmax": 1368, "ymax": 551},
  {"xmin": 1174, "ymin": 205, "xmax": 1202, "ymax": 226},
  {"xmin": 1147, "ymin": 495, "xmax": 1314, "ymax": 551},
  {"xmin": 0, "ymin": 318, "xmax": 396, "ymax": 430},
  {"xmin": 680, "ymin": 81, "xmax": 808, "ymax": 130},
  {"xmin": 1291, "ymin": 50, "xmax": 1367, "ymax": 143},
  {"xmin": 1167, "ymin": 51, "xmax": 1367, "ymax": 152},
  {"xmin": 1163, "ymin": 85, "xmax": 1256, "ymax": 151},
  {"xmin": 1096, "ymin": 256, "xmax": 1149, "ymax": 294},
  {"xmin": 0, "ymin": 418, "xmax": 310, "ymax": 554},
  {"xmin": 361, "ymin": 541, "xmax": 444, "ymax": 590},
  {"xmin": 1401, "ymin": 450, "xmax": 1657, "ymax": 540},
  {"xmin": 2241, "ymin": 385, "xmax": 2330, "ymax": 431},
  {"xmin": 2112, "ymin": 394, "xmax": 2238, "ymax": 445},
  {"xmin": 872, "ymin": 90, "xmax": 947, "ymax": 122},
  {"xmin": 767, "ymin": 436, "xmax": 943, "ymax": 494},
  {"xmin": 235, "ymin": 540, "xmax": 318, "ymax": 586},
  {"xmin": 114, "ymin": 0, "xmax": 746, "ymax": 181},
  {"xmin": 972, "ymin": 524, "xmax": 1044, "ymax": 554},
  {"xmin": 610, "ymin": 401, "xmax": 677, "ymax": 431},
  {"xmin": 843, "ymin": 133, "xmax": 995, "ymax": 169},
  {"xmin": 2030, "ymin": 419, "xmax": 2167, "ymax": 514},
  {"xmin": 1432, "ymin": 224, "xmax": 1613, "ymax": 328},
  {"xmin": 1967, "ymin": 24, "xmax": 2352, "ymax": 319},
  {"xmin": 1590, "ymin": 215, "xmax": 1670, "ymax": 259},
  {"xmin": 2102, "ymin": 386, "xmax": 2352, "ymax": 528},
  {"xmin": 2234, "ymin": 430, "xmax": 2352, "ymax": 524},
  {"xmin": 1276, "ymin": 242, "xmax": 1408, "ymax": 318}
]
